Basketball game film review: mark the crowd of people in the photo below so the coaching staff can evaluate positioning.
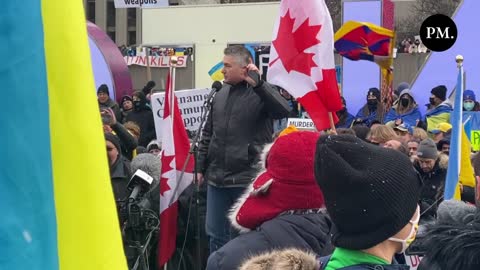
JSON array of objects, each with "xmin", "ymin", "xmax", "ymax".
[
  {"xmin": 397, "ymin": 36, "xmax": 429, "ymax": 54},
  {"xmin": 99, "ymin": 45, "xmax": 480, "ymax": 269}
]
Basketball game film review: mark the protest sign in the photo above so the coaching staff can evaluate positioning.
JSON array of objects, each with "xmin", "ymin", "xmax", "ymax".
[
  {"xmin": 114, "ymin": 0, "xmax": 168, "ymax": 8},
  {"xmin": 287, "ymin": 118, "xmax": 316, "ymax": 131},
  {"xmin": 124, "ymin": 56, "xmax": 188, "ymax": 68},
  {"xmin": 152, "ymin": 88, "xmax": 210, "ymax": 141}
]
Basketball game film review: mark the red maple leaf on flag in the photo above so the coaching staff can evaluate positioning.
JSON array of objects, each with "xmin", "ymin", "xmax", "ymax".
[
  {"xmin": 160, "ymin": 154, "xmax": 175, "ymax": 196},
  {"xmin": 270, "ymin": 10, "xmax": 322, "ymax": 76}
]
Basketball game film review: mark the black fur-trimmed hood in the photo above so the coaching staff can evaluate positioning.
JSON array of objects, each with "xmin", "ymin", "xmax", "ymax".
[{"xmin": 418, "ymin": 208, "xmax": 480, "ymax": 270}]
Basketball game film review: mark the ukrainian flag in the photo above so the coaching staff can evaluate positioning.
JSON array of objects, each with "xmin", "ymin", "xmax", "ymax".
[
  {"xmin": 445, "ymin": 61, "xmax": 475, "ymax": 200},
  {"xmin": 1, "ymin": 1, "xmax": 127, "ymax": 269},
  {"xmin": 208, "ymin": 61, "xmax": 224, "ymax": 81}
]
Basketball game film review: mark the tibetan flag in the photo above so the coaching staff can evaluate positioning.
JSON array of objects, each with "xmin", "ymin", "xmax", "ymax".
[
  {"xmin": 335, "ymin": 21, "xmax": 395, "ymax": 112},
  {"xmin": 267, "ymin": 0, "xmax": 343, "ymax": 131},
  {"xmin": 208, "ymin": 61, "xmax": 224, "ymax": 81},
  {"xmin": 0, "ymin": 1, "xmax": 127, "ymax": 269},
  {"xmin": 334, "ymin": 21, "xmax": 394, "ymax": 67}
]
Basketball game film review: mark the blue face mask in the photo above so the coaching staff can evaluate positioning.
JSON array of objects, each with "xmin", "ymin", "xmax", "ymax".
[{"xmin": 464, "ymin": 101, "xmax": 475, "ymax": 111}]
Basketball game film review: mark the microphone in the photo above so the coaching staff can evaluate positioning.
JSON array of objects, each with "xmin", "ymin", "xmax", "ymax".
[
  {"xmin": 127, "ymin": 169, "xmax": 154, "ymax": 200},
  {"xmin": 212, "ymin": 81, "xmax": 223, "ymax": 92},
  {"xmin": 130, "ymin": 153, "xmax": 161, "ymax": 211},
  {"xmin": 204, "ymin": 81, "xmax": 223, "ymax": 105}
]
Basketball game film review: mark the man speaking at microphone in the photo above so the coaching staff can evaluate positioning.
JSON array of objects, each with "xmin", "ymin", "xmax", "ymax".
[{"xmin": 197, "ymin": 45, "xmax": 291, "ymax": 254}]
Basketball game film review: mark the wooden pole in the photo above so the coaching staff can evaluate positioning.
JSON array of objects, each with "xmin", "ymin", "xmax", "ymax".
[{"xmin": 328, "ymin": 112, "xmax": 337, "ymax": 134}]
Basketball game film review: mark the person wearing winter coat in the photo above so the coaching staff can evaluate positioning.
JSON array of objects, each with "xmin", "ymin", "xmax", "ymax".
[
  {"xmin": 425, "ymin": 85, "xmax": 452, "ymax": 133},
  {"xmin": 355, "ymin": 88, "xmax": 385, "ymax": 127},
  {"xmin": 105, "ymin": 133, "xmax": 132, "ymax": 202},
  {"xmin": 462, "ymin": 89, "xmax": 480, "ymax": 111},
  {"xmin": 241, "ymin": 135, "xmax": 422, "ymax": 270},
  {"xmin": 207, "ymin": 131, "xmax": 333, "ymax": 270},
  {"xmin": 197, "ymin": 45, "xmax": 291, "ymax": 254},
  {"xmin": 97, "ymin": 84, "xmax": 122, "ymax": 122},
  {"xmin": 120, "ymin": 95, "xmax": 134, "ymax": 121},
  {"xmin": 101, "ymin": 107, "xmax": 138, "ymax": 161},
  {"xmin": 125, "ymin": 91, "xmax": 156, "ymax": 147},
  {"xmin": 413, "ymin": 139, "xmax": 447, "ymax": 222},
  {"xmin": 336, "ymin": 97, "xmax": 355, "ymax": 129},
  {"xmin": 384, "ymin": 89, "xmax": 422, "ymax": 128},
  {"xmin": 239, "ymin": 249, "xmax": 321, "ymax": 270},
  {"xmin": 315, "ymin": 135, "xmax": 421, "ymax": 270}
]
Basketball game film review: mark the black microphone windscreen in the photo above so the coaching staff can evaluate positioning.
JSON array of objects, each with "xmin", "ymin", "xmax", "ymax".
[{"xmin": 212, "ymin": 81, "xmax": 223, "ymax": 92}]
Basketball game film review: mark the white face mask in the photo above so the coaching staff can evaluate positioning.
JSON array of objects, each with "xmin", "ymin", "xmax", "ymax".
[{"xmin": 388, "ymin": 206, "xmax": 420, "ymax": 254}]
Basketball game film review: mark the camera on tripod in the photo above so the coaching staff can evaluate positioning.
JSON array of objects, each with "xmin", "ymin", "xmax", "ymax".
[{"xmin": 117, "ymin": 169, "xmax": 160, "ymax": 270}]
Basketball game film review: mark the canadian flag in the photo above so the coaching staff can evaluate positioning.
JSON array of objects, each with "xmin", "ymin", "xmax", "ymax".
[
  {"xmin": 158, "ymin": 71, "xmax": 194, "ymax": 266},
  {"xmin": 267, "ymin": 0, "xmax": 342, "ymax": 131}
]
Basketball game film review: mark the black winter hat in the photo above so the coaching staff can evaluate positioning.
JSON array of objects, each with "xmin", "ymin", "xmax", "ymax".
[
  {"xmin": 367, "ymin": 87, "xmax": 381, "ymax": 101},
  {"xmin": 314, "ymin": 134, "xmax": 421, "ymax": 250},
  {"xmin": 97, "ymin": 84, "xmax": 109, "ymax": 95},
  {"xmin": 121, "ymin": 95, "xmax": 133, "ymax": 105},
  {"xmin": 105, "ymin": 132, "xmax": 122, "ymax": 153},
  {"xmin": 431, "ymin": 85, "xmax": 447, "ymax": 101}
]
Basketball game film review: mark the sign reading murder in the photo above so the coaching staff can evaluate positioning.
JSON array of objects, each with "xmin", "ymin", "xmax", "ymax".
[
  {"xmin": 287, "ymin": 118, "xmax": 316, "ymax": 130},
  {"xmin": 152, "ymin": 88, "xmax": 211, "ymax": 141},
  {"xmin": 124, "ymin": 56, "xmax": 188, "ymax": 68},
  {"xmin": 114, "ymin": 0, "xmax": 168, "ymax": 8}
]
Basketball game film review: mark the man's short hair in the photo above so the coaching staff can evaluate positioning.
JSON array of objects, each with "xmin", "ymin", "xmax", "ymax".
[{"xmin": 224, "ymin": 45, "xmax": 252, "ymax": 66}]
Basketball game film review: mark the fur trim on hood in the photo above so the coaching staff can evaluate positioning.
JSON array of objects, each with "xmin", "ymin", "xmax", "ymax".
[
  {"xmin": 228, "ymin": 143, "xmax": 273, "ymax": 233},
  {"xmin": 438, "ymin": 153, "xmax": 448, "ymax": 169},
  {"xmin": 228, "ymin": 131, "xmax": 324, "ymax": 233},
  {"xmin": 229, "ymin": 182, "xmax": 255, "ymax": 233},
  {"xmin": 239, "ymin": 248, "xmax": 319, "ymax": 270}
]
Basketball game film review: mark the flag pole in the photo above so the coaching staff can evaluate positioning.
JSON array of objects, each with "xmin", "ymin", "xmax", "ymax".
[
  {"xmin": 146, "ymin": 47, "xmax": 152, "ymax": 82},
  {"xmin": 328, "ymin": 112, "xmax": 337, "ymax": 134},
  {"xmin": 444, "ymin": 54, "xmax": 464, "ymax": 200},
  {"xmin": 169, "ymin": 56, "xmax": 177, "ymax": 130}
]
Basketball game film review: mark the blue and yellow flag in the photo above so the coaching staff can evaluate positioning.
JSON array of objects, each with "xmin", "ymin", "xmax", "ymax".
[
  {"xmin": 0, "ymin": 1, "xmax": 127, "ymax": 269},
  {"xmin": 208, "ymin": 61, "xmax": 224, "ymax": 81},
  {"xmin": 445, "ymin": 62, "xmax": 476, "ymax": 200}
]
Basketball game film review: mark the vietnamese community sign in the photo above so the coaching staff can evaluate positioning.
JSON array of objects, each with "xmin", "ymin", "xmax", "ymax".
[{"xmin": 151, "ymin": 88, "xmax": 211, "ymax": 141}]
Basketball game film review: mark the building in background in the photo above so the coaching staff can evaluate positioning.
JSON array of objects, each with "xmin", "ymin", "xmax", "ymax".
[{"xmin": 83, "ymin": 0, "xmax": 142, "ymax": 47}]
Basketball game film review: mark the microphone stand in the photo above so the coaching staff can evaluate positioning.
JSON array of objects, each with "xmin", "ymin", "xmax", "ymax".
[{"xmin": 170, "ymin": 87, "xmax": 216, "ymax": 270}]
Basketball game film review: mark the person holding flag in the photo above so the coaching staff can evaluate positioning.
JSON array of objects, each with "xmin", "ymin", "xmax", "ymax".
[{"xmin": 197, "ymin": 45, "xmax": 291, "ymax": 254}]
